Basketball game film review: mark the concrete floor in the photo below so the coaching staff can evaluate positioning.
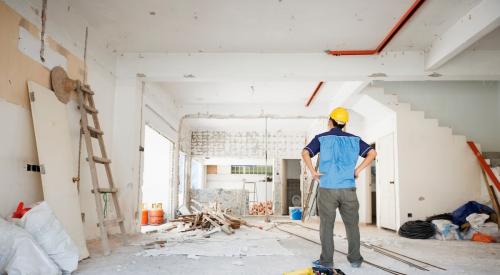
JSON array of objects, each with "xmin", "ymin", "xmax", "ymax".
[{"xmin": 76, "ymin": 217, "xmax": 500, "ymax": 275}]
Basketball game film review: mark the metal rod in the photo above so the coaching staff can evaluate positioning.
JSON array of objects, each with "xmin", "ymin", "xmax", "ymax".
[
  {"xmin": 275, "ymin": 225, "xmax": 407, "ymax": 275},
  {"xmin": 280, "ymin": 222, "xmax": 445, "ymax": 271}
]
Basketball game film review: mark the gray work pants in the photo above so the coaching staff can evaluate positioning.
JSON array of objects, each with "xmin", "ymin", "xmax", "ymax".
[{"xmin": 318, "ymin": 187, "xmax": 363, "ymax": 266}]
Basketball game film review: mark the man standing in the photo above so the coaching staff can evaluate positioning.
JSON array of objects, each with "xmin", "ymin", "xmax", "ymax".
[{"xmin": 302, "ymin": 107, "xmax": 377, "ymax": 269}]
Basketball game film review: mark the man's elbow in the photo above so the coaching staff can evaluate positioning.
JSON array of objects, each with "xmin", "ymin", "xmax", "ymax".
[
  {"xmin": 368, "ymin": 149, "xmax": 377, "ymax": 159},
  {"xmin": 302, "ymin": 149, "xmax": 310, "ymax": 159}
]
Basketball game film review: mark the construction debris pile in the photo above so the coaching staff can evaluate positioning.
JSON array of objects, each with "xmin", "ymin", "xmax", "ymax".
[
  {"xmin": 249, "ymin": 201, "xmax": 273, "ymax": 215},
  {"xmin": 399, "ymin": 201, "xmax": 499, "ymax": 242},
  {"xmin": 169, "ymin": 200, "xmax": 261, "ymax": 235}
]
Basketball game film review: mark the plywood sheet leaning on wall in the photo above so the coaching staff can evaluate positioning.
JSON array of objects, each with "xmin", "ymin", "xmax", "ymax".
[{"xmin": 28, "ymin": 81, "xmax": 89, "ymax": 260}]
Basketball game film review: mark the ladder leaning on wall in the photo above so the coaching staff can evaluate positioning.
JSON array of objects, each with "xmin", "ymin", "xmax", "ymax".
[{"xmin": 76, "ymin": 81, "xmax": 127, "ymax": 255}]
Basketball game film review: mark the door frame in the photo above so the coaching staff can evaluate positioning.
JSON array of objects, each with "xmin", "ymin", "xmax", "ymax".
[{"xmin": 376, "ymin": 132, "xmax": 398, "ymax": 230}]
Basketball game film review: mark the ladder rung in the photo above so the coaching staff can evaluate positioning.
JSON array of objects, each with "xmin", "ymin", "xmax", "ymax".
[
  {"xmin": 83, "ymin": 104, "xmax": 98, "ymax": 114},
  {"xmin": 81, "ymin": 85, "xmax": 95, "ymax": 95},
  {"xmin": 93, "ymin": 156, "xmax": 111, "ymax": 164},
  {"xmin": 88, "ymin": 126, "xmax": 104, "ymax": 137},
  {"xmin": 98, "ymin": 217, "xmax": 124, "ymax": 227},
  {"xmin": 92, "ymin": 188, "xmax": 117, "ymax": 194}
]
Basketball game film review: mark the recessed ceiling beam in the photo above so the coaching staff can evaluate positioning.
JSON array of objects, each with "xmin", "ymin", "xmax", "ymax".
[
  {"xmin": 426, "ymin": 0, "xmax": 500, "ymax": 70},
  {"xmin": 117, "ymin": 51, "xmax": 500, "ymax": 81}
]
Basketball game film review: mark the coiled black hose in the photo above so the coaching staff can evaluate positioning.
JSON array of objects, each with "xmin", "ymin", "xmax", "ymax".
[{"xmin": 398, "ymin": 220, "xmax": 436, "ymax": 239}]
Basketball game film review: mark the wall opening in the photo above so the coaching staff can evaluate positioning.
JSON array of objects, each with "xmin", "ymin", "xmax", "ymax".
[{"xmin": 141, "ymin": 125, "xmax": 174, "ymax": 230}]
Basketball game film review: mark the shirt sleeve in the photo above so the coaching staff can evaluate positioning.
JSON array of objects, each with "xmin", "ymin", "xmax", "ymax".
[
  {"xmin": 359, "ymin": 138, "xmax": 372, "ymax": 158},
  {"xmin": 304, "ymin": 135, "xmax": 320, "ymax": 157}
]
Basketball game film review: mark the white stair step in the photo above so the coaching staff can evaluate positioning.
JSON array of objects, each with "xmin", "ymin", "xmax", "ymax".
[
  {"xmin": 437, "ymin": 127, "xmax": 452, "ymax": 136},
  {"xmin": 393, "ymin": 102, "xmax": 411, "ymax": 112},
  {"xmin": 410, "ymin": 110, "xmax": 424, "ymax": 120},
  {"xmin": 382, "ymin": 93, "xmax": 399, "ymax": 105},
  {"xmin": 424, "ymin": 118, "xmax": 438, "ymax": 128},
  {"xmin": 452, "ymin": 135, "xmax": 467, "ymax": 145}
]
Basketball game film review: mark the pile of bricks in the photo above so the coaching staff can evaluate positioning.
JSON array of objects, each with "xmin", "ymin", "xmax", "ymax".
[{"xmin": 249, "ymin": 201, "xmax": 273, "ymax": 215}]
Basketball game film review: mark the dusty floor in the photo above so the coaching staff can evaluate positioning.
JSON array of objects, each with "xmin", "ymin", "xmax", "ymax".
[{"xmin": 77, "ymin": 217, "xmax": 500, "ymax": 275}]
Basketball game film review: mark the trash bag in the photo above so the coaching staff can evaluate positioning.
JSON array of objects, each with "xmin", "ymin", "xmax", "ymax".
[
  {"xmin": 0, "ymin": 217, "xmax": 60, "ymax": 275},
  {"xmin": 431, "ymin": 219, "xmax": 461, "ymax": 241},
  {"xmin": 17, "ymin": 202, "xmax": 79, "ymax": 274},
  {"xmin": 466, "ymin": 213, "xmax": 489, "ymax": 229},
  {"xmin": 451, "ymin": 201, "xmax": 494, "ymax": 227}
]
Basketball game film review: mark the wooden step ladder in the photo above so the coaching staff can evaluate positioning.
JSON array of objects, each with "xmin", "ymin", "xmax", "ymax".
[{"xmin": 76, "ymin": 81, "xmax": 126, "ymax": 255}]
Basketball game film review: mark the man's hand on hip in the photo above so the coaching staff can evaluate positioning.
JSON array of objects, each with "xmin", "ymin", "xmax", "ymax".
[{"xmin": 312, "ymin": 170, "xmax": 324, "ymax": 181}]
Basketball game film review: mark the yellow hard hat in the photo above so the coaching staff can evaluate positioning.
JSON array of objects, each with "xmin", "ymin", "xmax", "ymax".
[{"xmin": 330, "ymin": 107, "xmax": 349, "ymax": 124}]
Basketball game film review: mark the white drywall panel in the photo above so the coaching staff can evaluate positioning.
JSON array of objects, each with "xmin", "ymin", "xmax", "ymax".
[
  {"xmin": 0, "ymin": 100, "xmax": 43, "ymax": 218},
  {"xmin": 28, "ymin": 81, "xmax": 89, "ymax": 259}
]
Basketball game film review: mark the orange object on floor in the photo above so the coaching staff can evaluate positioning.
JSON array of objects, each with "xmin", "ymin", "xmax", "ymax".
[
  {"xmin": 11, "ymin": 201, "xmax": 31, "ymax": 219},
  {"xmin": 472, "ymin": 232, "xmax": 496, "ymax": 243},
  {"xmin": 149, "ymin": 209, "xmax": 164, "ymax": 225},
  {"xmin": 141, "ymin": 209, "xmax": 149, "ymax": 225}
]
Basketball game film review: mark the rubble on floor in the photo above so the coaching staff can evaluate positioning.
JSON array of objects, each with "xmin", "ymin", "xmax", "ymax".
[
  {"xmin": 249, "ymin": 201, "xmax": 274, "ymax": 215},
  {"xmin": 135, "ymin": 220, "xmax": 289, "ymax": 259}
]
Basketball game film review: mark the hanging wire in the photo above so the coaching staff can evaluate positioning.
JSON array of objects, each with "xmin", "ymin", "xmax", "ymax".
[{"xmin": 103, "ymin": 193, "xmax": 109, "ymax": 218}]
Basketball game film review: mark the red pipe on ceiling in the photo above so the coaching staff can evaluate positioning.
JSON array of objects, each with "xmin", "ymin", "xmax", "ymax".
[
  {"xmin": 326, "ymin": 0, "xmax": 426, "ymax": 56},
  {"xmin": 305, "ymin": 81, "xmax": 324, "ymax": 107},
  {"xmin": 306, "ymin": 0, "xmax": 426, "ymax": 107}
]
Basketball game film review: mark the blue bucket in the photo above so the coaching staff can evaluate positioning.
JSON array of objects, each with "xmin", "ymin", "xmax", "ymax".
[{"xmin": 289, "ymin": 207, "xmax": 302, "ymax": 220}]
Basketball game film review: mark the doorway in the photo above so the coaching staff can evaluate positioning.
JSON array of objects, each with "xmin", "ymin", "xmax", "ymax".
[
  {"xmin": 141, "ymin": 125, "xmax": 174, "ymax": 224},
  {"xmin": 282, "ymin": 159, "xmax": 301, "ymax": 215},
  {"xmin": 377, "ymin": 133, "xmax": 397, "ymax": 230}
]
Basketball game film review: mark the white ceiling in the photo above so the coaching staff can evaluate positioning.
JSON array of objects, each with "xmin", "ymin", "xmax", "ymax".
[
  {"xmin": 70, "ymin": 0, "xmax": 482, "ymax": 53},
  {"xmin": 158, "ymin": 81, "xmax": 334, "ymax": 104},
  {"xmin": 470, "ymin": 27, "xmax": 500, "ymax": 51}
]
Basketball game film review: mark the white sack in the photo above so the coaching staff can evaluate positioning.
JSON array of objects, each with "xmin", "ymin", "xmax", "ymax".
[
  {"xmin": 0, "ymin": 217, "xmax": 60, "ymax": 275},
  {"xmin": 466, "ymin": 213, "xmax": 489, "ymax": 229},
  {"xmin": 18, "ymin": 202, "xmax": 79, "ymax": 273},
  {"xmin": 432, "ymin": 219, "xmax": 461, "ymax": 241}
]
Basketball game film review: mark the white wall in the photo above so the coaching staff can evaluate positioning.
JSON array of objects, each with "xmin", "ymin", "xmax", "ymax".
[
  {"xmin": 362, "ymin": 84, "xmax": 483, "ymax": 229},
  {"xmin": 1, "ymin": 0, "xmax": 118, "ymax": 241},
  {"xmin": 111, "ymin": 79, "xmax": 184, "ymax": 235},
  {"xmin": 0, "ymin": 99, "xmax": 43, "ymax": 217},
  {"xmin": 378, "ymin": 81, "xmax": 500, "ymax": 152}
]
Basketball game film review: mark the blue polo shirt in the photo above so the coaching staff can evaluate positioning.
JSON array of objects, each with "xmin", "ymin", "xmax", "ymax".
[{"xmin": 304, "ymin": 128, "xmax": 372, "ymax": 189}]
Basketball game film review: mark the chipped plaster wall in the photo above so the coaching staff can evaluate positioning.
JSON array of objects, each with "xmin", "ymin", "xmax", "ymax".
[
  {"xmin": 190, "ymin": 188, "xmax": 248, "ymax": 216},
  {"xmin": 190, "ymin": 129, "xmax": 307, "ymax": 213},
  {"xmin": 0, "ymin": 0, "xmax": 118, "ymax": 240}
]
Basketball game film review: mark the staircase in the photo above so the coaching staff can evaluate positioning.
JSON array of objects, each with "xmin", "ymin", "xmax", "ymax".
[
  {"xmin": 483, "ymin": 152, "xmax": 500, "ymax": 199},
  {"xmin": 362, "ymin": 87, "xmax": 484, "ymax": 226}
]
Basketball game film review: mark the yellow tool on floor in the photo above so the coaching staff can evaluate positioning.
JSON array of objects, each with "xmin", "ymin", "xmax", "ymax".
[{"xmin": 283, "ymin": 267, "xmax": 314, "ymax": 275}]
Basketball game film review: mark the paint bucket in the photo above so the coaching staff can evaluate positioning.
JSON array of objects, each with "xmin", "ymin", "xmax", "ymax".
[
  {"xmin": 149, "ymin": 209, "xmax": 164, "ymax": 225},
  {"xmin": 141, "ymin": 209, "xmax": 149, "ymax": 225},
  {"xmin": 289, "ymin": 207, "xmax": 302, "ymax": 220}
]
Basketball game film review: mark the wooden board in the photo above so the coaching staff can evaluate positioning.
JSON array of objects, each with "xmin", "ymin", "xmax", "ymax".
[{"xmin": 28, "ymin": 81, "xmax": 89, "ymax": 259}]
